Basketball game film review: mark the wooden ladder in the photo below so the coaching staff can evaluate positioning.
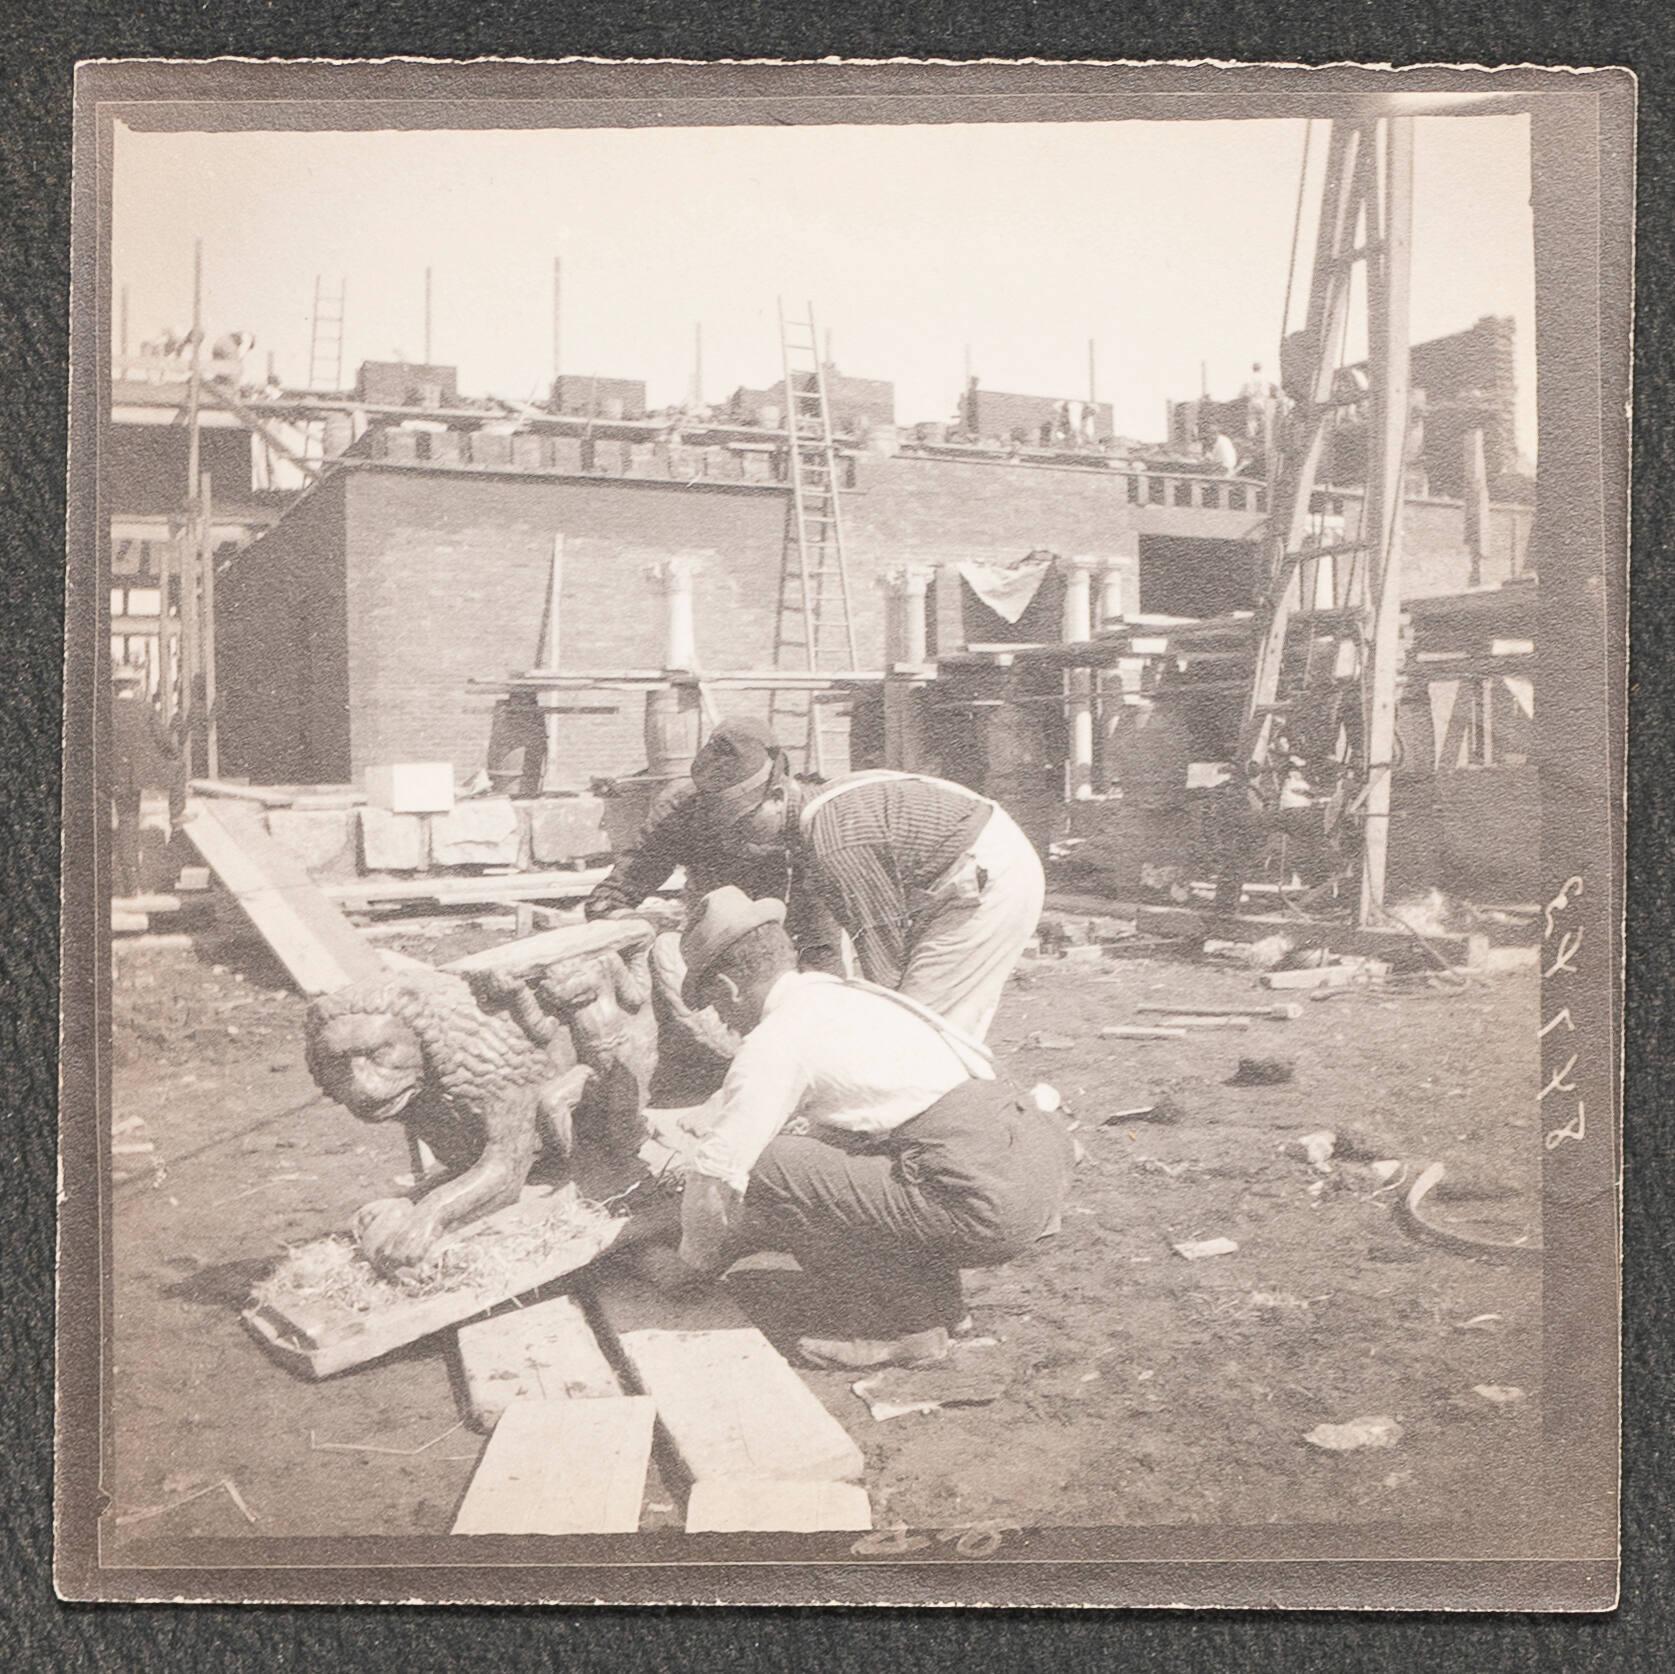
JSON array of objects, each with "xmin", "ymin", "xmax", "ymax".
[{"xmin": 769, "ymin": 300, "xmax": 859, "ymax": 776}]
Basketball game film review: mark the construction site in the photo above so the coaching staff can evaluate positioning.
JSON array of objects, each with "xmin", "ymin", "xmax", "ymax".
[{"xmin": 102, "ymin": 99, "xmax": 1553, "ymax": 1551}]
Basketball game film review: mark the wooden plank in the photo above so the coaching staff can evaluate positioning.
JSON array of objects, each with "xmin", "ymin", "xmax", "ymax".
[
  {"xmin": 451, "ymin": 1396, "xmax": 655, "ymax": 1535},
  {"xmin": 183, "ymin": 798, "xmax": 386, "ymax": 996},
  {"xmin": 326, "ymin": 867, "xmax": 615, "ymax": 909},
  {"xmin": 187, "ymin": 778, "xmax": 296, "ymax": 807},
  {"xmin": 685, "ymin": 1478, "xmax": 872, "ymax": 1534},
  {"xmin": 243, "ymin": 1172, "xmax": 642, "ymax": 1378},
  {"xmin": 455, "ymin": 1294, "xmax": 622, "ymax": 1431},
  {"xmin": 591, "ymin": 1276, "xmax": 865, "ymax": 1486}
]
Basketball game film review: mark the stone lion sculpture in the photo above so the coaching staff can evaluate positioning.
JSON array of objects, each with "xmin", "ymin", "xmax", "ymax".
[{"xmin": 304, "ymin": 926, "xmax": 657, "ymax": 1271}]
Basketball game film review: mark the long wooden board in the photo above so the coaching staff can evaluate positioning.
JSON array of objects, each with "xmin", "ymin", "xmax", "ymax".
[
  {"xmin": 590, "ymin": 1276, "xmax": 865, "ymax": 1486},
  {"xmin": 184, "ymin": 798, "xmax": 385, "ymax": 995},
  {"xmin": 451, "ymin": 1396, "xmax": 655, "ymax": 1535},
  {"xmin": 685, "ymin": 1478, "xmax": 872, "ymax": 1534},
  {"xmin": 455, "ymin": 1294, "xmax": 622, "ymax": 1431}
]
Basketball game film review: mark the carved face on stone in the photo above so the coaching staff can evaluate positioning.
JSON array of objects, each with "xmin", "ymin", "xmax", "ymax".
[{"xmin": 307, "ymin": 1013, "xmax": 426, "ymax": 1123}]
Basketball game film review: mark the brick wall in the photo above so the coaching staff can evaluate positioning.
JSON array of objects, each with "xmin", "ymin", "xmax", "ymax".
[
  {"xmin": 341, "ymin": 468, "xmax": 797, "ymax": 787},
  {"xmin": 212, "ymin": 447, "xmax": 1536, "ymax": 791},
  {"xmin": 216, "ymin": 479, "xmax": 350, "ymax": 782}
]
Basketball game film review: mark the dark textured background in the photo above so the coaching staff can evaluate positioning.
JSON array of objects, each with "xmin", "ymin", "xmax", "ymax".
[{"xmin": 2, "ymin": 6, "xmax": 1667, "ymax": 1664}]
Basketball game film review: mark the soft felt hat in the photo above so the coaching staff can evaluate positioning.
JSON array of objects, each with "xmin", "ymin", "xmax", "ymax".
[
  {"xmin": 679, "ymin": 885, "xmax": 788, "ymax": 1008},
  {"xmin": 692, "ymin": 717, "xmax": 775, "ymax": 792}
]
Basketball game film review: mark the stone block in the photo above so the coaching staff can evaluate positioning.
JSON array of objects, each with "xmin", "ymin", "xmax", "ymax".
[
  {"xmin": 430, "ymin": 797, "xmax": 521, "ymax": 868},
  {"xmin": 358, "ymin": 806, "xmax": 428, "ymax": 872},
  {"xmin": 523, "ymin": 795, "xmax": 609, "ymax": 865},
  {"xmin": 264, "ymin": 807, "xmax": 359, "ymax": 882}
]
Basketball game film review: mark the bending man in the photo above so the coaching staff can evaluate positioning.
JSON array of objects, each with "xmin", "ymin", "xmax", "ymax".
[
  {"xmin": 647, "ymin": 886, "xmax": 1075, "ymax": 1370},
  {"xmin": 789, "ymin": 768, "xmax": 1046, "ymax": 1042}
]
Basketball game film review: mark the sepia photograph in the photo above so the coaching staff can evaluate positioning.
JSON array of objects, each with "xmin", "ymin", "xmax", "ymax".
[{"xmin": 56, "ymin": 59, "xmax": 1629, "ymax": 1609}]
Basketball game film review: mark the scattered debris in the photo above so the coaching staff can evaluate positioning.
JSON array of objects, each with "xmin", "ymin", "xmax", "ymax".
[
  {"xmin": 1029, "ymin": 1083, "xmax": 1064, "ymax": 1113},
  {"xmin": 1172, "ymin": 1237, "xmax": 1238, "ymax": 1261},
  {"xmin": 1304, "ymin": 1416, "xmax": 1404, "ymax": 1452},
  {"xmin": 1138, "ymin": 1157, "xmax": 1198, "ymax": 1179},
  {"xmin": 1157, "ymin": 1015, "xmax": 1252, "ymax": 1032},
  {"xmin": 1102, "ymin": 1096, "xmax": 1183, "ymax": 1127},
  {"xmin": 310, "ymin": 1419, "xmax": 466, "ymax": 1456},
  {"xmin": 1397, "ymin": 1162, "xmax": 1542, "ymax": 1261},
  {"xmin": 1262, "ymin": 959, "xmax": 1389, "ymax": 992},
  {"xmin": 1101, "ymin": 1024, "xmax": 1187, "ymax": 1041},
  {"xmin": 850, "ymin": 1343, "xmax": 1009, "ymax": 1423},
  {"xmin": 1229, "ymin": 1057, "xmax": 1294, "ymax": 1086},
  {"xmin": 1456, "ymin": 1313, "xmax": 1504, "ymax": 1332},
  {"xmin": 1024, "ymin": 1031, "xmax": 1077, "ymax": 1050},
  {"xmin": 113, "ymin": 1475, "xmax": 259, "ymax": 1527},
  {"xmin": 1472, "ymin": 1385, "xmax": 1526, "ymax": 1407},
  {"xmin": 1245, "ymin": 934, "xmax": 1295, "ymax": 971},
  {"xmin": 1293, "ymin": 1130, "xmax": 1338, "ymax": 1168},
  {"xmin": 1138, "ymin": 1002, "xmax": 1301, "ymax": 1021}
]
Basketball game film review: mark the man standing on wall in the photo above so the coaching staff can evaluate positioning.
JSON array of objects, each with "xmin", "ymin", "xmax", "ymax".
[{"xmin": 641, "ymin": 886, "xmax": 1076, "ymax": 1369}]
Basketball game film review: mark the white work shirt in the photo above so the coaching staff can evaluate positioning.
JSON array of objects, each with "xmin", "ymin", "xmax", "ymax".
[{"xmin": 676, "ymin": 970, "xmax": 992, "ymax": 1270}]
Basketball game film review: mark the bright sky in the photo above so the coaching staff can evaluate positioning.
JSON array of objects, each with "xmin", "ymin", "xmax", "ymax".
[{"xmin": 112, "ymin": 114, "xmax": 1537, "ymax": 454}]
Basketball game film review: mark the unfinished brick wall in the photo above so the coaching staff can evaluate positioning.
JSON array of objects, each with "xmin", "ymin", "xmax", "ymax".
[
  {"xmin": 216, "ymin": 481, "xmax": 350, "ymax": 782},
  {"xmin": 341, "ymin": 468, "xmax": 799, "ymax": 786},
  {"xmin": 212, "ymin": 449, "xmax": 1531, "ymax": 792}
]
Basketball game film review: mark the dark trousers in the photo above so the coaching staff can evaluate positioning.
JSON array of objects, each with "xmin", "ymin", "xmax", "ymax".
[{"xmin": 732, "ymin": 1079, "xmax": 1076, "ymax": 1337}]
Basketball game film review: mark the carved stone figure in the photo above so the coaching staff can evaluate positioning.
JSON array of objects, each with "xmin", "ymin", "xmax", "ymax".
[{"xmin": 304, "ymin": 931, "xmax": 657, "ymax": 1270}]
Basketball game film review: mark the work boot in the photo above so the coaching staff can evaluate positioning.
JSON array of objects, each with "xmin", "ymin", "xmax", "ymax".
[{"xmin": 794, "ymin": 1326, "xmax": 950, "ymax": 1371}]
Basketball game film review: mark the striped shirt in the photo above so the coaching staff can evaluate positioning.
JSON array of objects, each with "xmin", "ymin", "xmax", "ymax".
[{"xmin": 796, "ymin": 772, "xmax": 994, "ymax": 991}]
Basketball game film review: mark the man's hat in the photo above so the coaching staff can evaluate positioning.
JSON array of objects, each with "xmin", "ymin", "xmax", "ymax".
[
  {"xmin": 679, "ymin": 885, "xmax": 787, "ymax": 1008},
  {"xmin": 690, "ymin": 717, "xmax": 780, "ymax": 835}
]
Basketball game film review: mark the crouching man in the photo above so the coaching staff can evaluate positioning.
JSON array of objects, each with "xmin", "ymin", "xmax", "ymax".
[{"xmin": 644, "ymin": 885, "xmax": 1075, "ymax": 1370}]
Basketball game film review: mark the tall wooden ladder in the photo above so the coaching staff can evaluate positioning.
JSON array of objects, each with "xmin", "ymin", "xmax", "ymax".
[
  {"xmin": 1239, "ymin": 116, "xmax": 1415, "ymax": 922},
  {"xmin": 304, "ymin": 275, "xmax": 347, "ymax": 464},
  {"xmin": 769, "ymin": 300, "xmax": 859, "ymax": 776}
]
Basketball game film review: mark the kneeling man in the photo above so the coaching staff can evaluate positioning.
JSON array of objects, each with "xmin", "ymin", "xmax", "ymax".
[{"xmin": 650, "ymin": 885, "xmax": 1075, "ymax": 1370}]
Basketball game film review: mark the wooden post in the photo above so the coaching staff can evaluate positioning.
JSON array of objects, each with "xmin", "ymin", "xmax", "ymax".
[
  {"xmin": 200, "ymin": 471, "xmax": 218, "ymax": 778},
  {"xmin": 540, "ymin": 534, "xmax": 564, "ymax": 790},
  {"xmin": 1462, "ymin": 426, "xmax": 1490, "ymax": 586},
  {"xmin": 1060, "ymin": 555, "xmax": 1098, "ymax": 799},
  {"xmin": 1358, "ymin": 116, "xmax": 1415, "ymax": 927}
]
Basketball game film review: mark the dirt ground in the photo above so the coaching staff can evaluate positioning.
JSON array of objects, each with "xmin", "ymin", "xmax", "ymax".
[{"xmin": 103, "ymin": 917, "xmax": 1542, "ymax": 1549}]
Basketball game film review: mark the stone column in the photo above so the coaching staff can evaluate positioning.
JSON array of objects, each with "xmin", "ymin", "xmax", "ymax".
[
  {"xmin": 644, "ymin": 555, "xmax": 704, "ymax": 781},
  {"xmin": 877, "ymin": 563, "xmax": 938, "ymax": 770},
  {"xmin": 646, "ymin": 554, "xmax": 702, "ymax": 671},
  {"xmin": 1060, "ymin": 555, "xmax": 1100, "ymax": 799}
]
